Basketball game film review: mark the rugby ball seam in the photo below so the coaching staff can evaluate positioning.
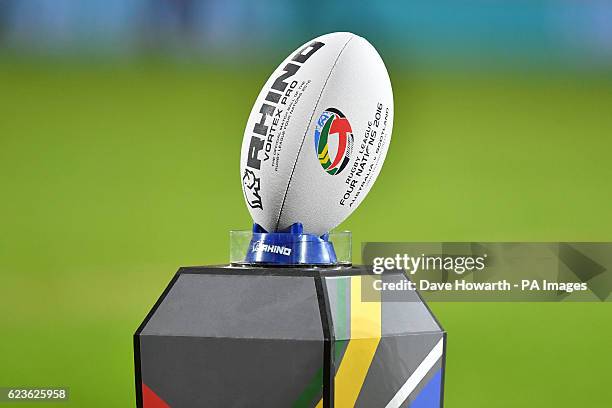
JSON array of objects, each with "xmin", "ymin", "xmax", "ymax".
[{"xmin": 272, "ymin": 35, "xmax": 354, "ymax": 232}]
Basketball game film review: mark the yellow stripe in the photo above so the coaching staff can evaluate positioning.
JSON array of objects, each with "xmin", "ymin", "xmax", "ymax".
[
  {"xmin": 334, "ymin": 275, "xmax": 381, "ymax": 407},
  {"xmin": 318, "ymin": 143, "xmax": 329, "ymax": 159},
  {"xmin": 315, "ymin": 399, "xmax": 323, "ymax": 408}
]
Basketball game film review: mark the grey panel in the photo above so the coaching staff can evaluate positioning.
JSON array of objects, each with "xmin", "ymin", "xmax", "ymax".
[
  {"xmin": 354, "ymin": 332, "xmax": 443, "ymax": 408},
  {"xmin": 142, "ymin": 273, "xmax": 323, "ymax": 341},
  {"xmin": 381, "ymin": 273, "xmax": 442, "ymax": 335},
  {"xmin": 140, "ymin": 335, "xmax": 323, "ymax": 408}
]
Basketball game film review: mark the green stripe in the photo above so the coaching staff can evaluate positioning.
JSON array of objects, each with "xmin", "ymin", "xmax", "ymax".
[
  {"xmin": 333, "ymin": 277, "xmax": 350, "ymax": 371},
  {"xmin": 317, "ymin": 115, "xmax": 334, "ymax": 155},
  {"xmin": 292, "ymin": 367, "xmax": 323, "ymax": 408}
]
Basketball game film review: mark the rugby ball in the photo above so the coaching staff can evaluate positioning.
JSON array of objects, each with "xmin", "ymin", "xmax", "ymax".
[{"xmin": 240, "ymin": 32, "xmax": 393, "ymax": 236}]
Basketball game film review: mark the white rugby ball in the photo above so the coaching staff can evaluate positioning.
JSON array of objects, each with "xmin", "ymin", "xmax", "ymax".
[{"xmin": 240, "ymin": 32, "xmax": 393, "ymax": 236}]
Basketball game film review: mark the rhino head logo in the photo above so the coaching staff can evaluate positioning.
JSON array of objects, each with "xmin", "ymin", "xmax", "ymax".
[{"xmin": 242, "ymin": 169, "xmax": 263, "ymax": 210}]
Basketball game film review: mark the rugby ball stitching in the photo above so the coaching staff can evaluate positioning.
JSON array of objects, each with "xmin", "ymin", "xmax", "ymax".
[{"xmin": 273, "ymin": 36, "xmax": 353, "ymax": 232}]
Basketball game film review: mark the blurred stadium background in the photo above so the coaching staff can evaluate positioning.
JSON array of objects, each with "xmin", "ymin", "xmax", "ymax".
[
  {"xmin": 1, "ymin": 1, "xmax": 611, "ymax": 407},
  {"xmin": 2, "ymin": 1, "xmax": 612, "ymax": 66}
]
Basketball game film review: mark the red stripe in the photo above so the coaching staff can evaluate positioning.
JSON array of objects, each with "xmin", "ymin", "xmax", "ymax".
[
  {"xmin": 142, "ymin": 383, "xmax": 170, "ymax": 408},
  {"xmin": 328, "ymin": 117, "xmax": 351, "ymax": 169}
]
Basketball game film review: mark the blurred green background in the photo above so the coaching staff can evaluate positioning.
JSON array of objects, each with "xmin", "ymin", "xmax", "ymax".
[{"xmin": 1, "ymin": 1, "xmax": 612, "ymax": 407}]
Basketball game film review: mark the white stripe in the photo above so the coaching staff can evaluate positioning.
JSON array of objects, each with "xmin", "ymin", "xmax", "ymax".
[{"xmin": 384, "ymin": 338, "xmax": 444, "ymax": 408}]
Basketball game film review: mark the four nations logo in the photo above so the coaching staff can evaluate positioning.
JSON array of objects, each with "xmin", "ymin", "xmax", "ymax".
[{"xmin": 314, "ymin": 108, "xmax": 353, "ymax": 175}]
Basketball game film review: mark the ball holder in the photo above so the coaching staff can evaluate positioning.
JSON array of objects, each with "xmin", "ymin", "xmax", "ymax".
[
  {"xmin": 134, "ymin": 225, "xmax": 446, "ymax": 407},
  {"xmin": 245, "ymin": 223, "xmax": 338, "ymax": 265}
]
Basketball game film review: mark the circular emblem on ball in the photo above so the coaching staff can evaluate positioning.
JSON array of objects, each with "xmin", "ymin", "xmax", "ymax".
[{"xmin": 314, "ymin": 108, "xmax": 353, "ymax": 176}]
